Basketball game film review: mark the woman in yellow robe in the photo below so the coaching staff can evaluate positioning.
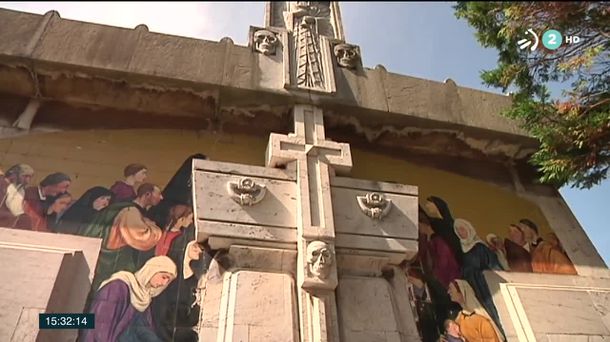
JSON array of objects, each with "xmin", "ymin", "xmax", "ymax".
[{"xmin": 448, "ymin": 279, "xmax": 505, "ymax": 342}]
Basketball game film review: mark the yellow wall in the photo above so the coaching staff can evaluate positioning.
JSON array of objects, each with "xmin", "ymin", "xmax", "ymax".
[
  {"xmin": 0, "ymin": 128, "xmax": 551, "ymax": 238},
  {"xmin": 0, "ymin": 129, "xmax": 268, "ymax": 196}
]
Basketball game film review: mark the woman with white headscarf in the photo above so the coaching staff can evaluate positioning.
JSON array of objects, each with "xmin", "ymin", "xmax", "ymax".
[
  {"xmin": 448, "ymin": 279, "xmax": 504, "ymax": 341},
  {"xmin": 454, "ymin": 218, "xmax": 505, "ymax": 340},
  {"xmin": 82, "ymin": 256, "xmax": 177, "ymax": 342}
]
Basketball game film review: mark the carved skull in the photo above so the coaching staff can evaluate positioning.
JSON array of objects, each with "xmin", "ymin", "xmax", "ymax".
[
  {"xmin": 366, "ymin": 192, "xmax": 385, "ymax": 206},
  {"xmin": 238, "ymin": 177, "xmax": 255, "ymax": 191},
  {"xmin": 253, "ymin": 29, "xmax": 279, "ymax": 55},
  {"xmin": 365, "ymin": 193, "xmax": 386, "ymax": 218},
  {"xmin": 236, "ymin": 178, "xmax": 256, "ymax": 205},
  {"xmin": 334, "ymin": 43, "xmax": 360, "ymax": 69},
  {"xmin": 306, "ymin": 241, "xmax": 333, "ymax": 279},
  {"xmin": 357, "ymin": 192, "xmax": 392, "ymax": 220}
]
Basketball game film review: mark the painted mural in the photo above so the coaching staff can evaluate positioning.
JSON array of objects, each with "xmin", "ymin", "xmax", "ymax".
[
  {"xmin": 0, "ymin": 154, "xmax": 209, "ymax": 342},
  {"xmin": 406, "ymin": 197, "xmax": 577, "ymax": 342},
  {"xmin": 0, "ymin": 143, "xmax": 577, "ymax": 342}
]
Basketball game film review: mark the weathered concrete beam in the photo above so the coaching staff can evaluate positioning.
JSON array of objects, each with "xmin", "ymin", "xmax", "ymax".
[{"xmin": 0, "ymin": 7, "xmax": 538, "ymax": 162}]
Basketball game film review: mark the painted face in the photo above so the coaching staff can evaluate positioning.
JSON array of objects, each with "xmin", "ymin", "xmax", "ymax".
[
  {"xmin": 519, "ymin": 223, "xmax": 535, "ymax": 242},
  {"xmin": 181, "ymin": 212, "xmax": 194, "ymax": 229},
  {"xmin": 150, "ymin": 187, "xmax": 163, "ymax": 206},
  {"xmin": 446, "ymin": 321, "xmax": 461, "ymax": 336},
  {"xmin": 18, "ymin": 174, "xmax": 33, "ymax": 187},
  {"xmin": 447, "ymin": 283, "xmax": 463, "ymax": 304},
  {"xmin": 51, "ymin": 195, "xmax": 72, "ymax": 214},
  {"xmin": 487, "ymin": 235, "xmax": 500, "ymax": 250},
  {"xmin": 47, "ymin": 181, "xmax": 71, "ymax": 197},
  {"xmin": 508, "ymin": 225, "xmax": 525, "ymax": 245},
  {"xmin": 93, "ymin": 195, "xmax": 111, "ymax": 211},
  {"xmin": 424, "ymin": 200, "xmax": 442, "ymax": 219},
  {"xmin": 187, "ymin": 242, "xmax": 203, "ymax": 260},
  {"xmin": 149, "ymin": 272, "xmax": 174, "ymax": 288},
  {"xmin": 456, "ymin": 225, "xmax": 469, "ymax": 240},
  {"xmin": 134, "ymin": 169, "xmax": 148, "ymax": 183},
  {"xmin": 419, "ymin": 221, "xmax": 434, "ymax": 235}
]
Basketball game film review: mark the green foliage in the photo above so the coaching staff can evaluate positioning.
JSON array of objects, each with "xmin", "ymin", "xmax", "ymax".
[{"xmin": 454, "ymin": 2, "xmax": 610, "ymax": 189}]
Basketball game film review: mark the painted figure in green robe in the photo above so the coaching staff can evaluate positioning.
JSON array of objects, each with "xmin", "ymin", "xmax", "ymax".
[{"xmin": 81, "ymin": 183, "xmax": 164, "ymax": 293}]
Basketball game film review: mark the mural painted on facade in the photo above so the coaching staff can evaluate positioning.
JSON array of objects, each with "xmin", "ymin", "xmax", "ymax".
[
  {"xmin": 406, "ymin": 196, "xmax": 577, "ymax": 342},
  {"xmin": 0, "ymin": 150, "xmax": 577, "ymax": 342},
  {"xmin": 0, "ymin": 154, "xmax": 209, "ymax": 342}
]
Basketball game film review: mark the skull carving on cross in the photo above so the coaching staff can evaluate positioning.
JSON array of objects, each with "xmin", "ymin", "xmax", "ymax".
[
  {"xmin": 306, "ymin": 240, "xmax": 334, "ymax": 279},
  {"xmin": 253, "ymin": 29, "xmax": 279, "ymax": 55},
  {"xmin": 333, "ymin": 43, "xmax": 360, "ymax": 69}
]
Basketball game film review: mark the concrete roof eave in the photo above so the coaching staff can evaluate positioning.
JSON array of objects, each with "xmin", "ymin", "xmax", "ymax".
[{"xmin": 0, "ymin": 7, "xmax": 539, "ymax": 162}]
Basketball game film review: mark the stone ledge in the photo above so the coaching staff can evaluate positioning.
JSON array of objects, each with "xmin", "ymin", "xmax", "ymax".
[{"xmin": 0, "ymin": 7, "xmax": 536, "ymax": 160}]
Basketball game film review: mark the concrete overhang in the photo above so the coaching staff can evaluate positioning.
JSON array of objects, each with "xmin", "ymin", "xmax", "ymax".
[{"xmin": 0, "ymin": 8, "xmax": 539, "ymax": 164}]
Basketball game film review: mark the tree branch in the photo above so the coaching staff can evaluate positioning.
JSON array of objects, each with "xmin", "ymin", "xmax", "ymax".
[{"xmin": 582, "ymin": 98, "xmax": 610, "ymax": 115}]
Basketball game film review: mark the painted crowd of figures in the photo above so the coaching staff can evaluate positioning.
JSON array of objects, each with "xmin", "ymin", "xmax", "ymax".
[
  {"xmin": 406, "ymin": 196, "xmax": 577, "ymax": 342},
  {"xmin": 1, "ymin": 156, "xmax": 578, "ymax": 342},
  {"xmin": 0, "ymin": 154, "xmax": 210, "ymax": 342}
]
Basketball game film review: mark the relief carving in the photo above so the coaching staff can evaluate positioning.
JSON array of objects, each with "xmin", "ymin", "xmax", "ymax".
[
  {"xmin": 306, "ymin": 240, "xmax": 334, "ymax": 279},
  {"xmin": 333, "ymin": 43, "xmax": 360, "ymax": 69},
  {"xmin": 227, "ymin": 177, "xmax": 267, "ymax": 206},
  {"xmin": 357, "ymin": 192, "xmax": 392, "ymax": 220},
  {"xmin": 253, "ymin": 29, "xmax": 279, "ymax": 55},
  {"xmin": 289, "ymin": 2, "xmax": 335, "ymax": 92}
]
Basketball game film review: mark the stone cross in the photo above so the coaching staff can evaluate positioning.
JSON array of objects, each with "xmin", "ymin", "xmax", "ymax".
[
  {"xmin": 194, "ymin": 2, "xmax": 419, "ymax": 341},
  {"xmin": 193, "ymin": 107, "xmax": 419, "ymax": 341},
  {"xmin": 266, "ymin": 104, "xmax": 351, "ymax": 340}
]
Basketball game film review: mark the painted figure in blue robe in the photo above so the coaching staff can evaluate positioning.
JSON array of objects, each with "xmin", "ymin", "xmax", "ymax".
[
  {"xmin": 453, "ymin": 218, "xmax": 506, "ymax": 339},
  {"xmin": 81, "ymin": 256, "xmax": 177, "ymax": 342}
]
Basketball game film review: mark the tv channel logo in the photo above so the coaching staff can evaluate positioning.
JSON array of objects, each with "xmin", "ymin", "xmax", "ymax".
[
  {"xmin": 518, "ymin": 29, "xmax": 539, "ymax": 51},
  {"xmin": 542, "ymin": 30, "xmax": 563, "ymax": 50}
]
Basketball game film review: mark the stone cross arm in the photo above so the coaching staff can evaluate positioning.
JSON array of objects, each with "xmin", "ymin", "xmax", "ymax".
[{"xmin": 266, "ymin": 132, "xmax": 352, "ymax": 176}]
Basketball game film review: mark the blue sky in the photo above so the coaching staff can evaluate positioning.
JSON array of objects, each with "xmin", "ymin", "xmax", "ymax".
[{"xmin": 1, "ymin": 2, "xmax": 607, "ymax": 264}]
